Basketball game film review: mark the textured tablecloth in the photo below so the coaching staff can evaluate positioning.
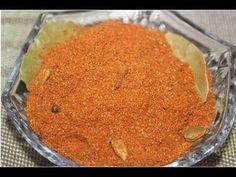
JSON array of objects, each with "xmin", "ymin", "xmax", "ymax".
[{"xmin": 1, "ymin": 10, "xmax": 236, "ymax": 167}]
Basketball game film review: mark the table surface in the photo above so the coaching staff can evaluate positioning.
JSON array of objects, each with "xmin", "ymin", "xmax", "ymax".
[{"xmin": 1, "ymin": 10, "xmax": 236, "ymax": 167}]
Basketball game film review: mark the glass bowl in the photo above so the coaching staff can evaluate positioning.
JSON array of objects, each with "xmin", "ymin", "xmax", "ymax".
[{"xmin": 2, "ymin": 10, "xmax": 236, "ymax": 167}]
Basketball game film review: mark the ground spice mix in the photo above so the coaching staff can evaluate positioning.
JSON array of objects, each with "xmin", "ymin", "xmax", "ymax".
[{"xmin": 26, "ymin": 20, "xmax": 216, "ymax": 166}]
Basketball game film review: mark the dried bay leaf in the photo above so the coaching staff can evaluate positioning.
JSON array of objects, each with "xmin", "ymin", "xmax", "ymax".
[
  {"xmin": 20, "ymin": 20, "xmax": 82, "ymax": 90},
  {"xmin": 20, "ymin": 53, "xmax": 42, "ymax": 89},
  {"xmin": 110, "ymin": 138, "xmax": 128, "ymax": 161},
  {"xmin": 165, "ymin": 32, "xmax": 209, "ymax": 102},
  {"xmin": 183, "ymin": 125, "xmax": 207, "ymax": 141}
]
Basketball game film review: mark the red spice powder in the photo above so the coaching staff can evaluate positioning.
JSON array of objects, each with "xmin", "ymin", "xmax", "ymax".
[{"xmin": 26, "ymin": 20, "xmax": 215, "ymax": 166}]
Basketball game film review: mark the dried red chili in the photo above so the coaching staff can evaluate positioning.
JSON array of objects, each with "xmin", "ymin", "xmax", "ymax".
[{"xmin": 26, "ymin": 20, "xmax": 215, "ymax": 166}]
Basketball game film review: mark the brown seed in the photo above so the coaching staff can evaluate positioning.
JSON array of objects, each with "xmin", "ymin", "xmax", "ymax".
[
  {"xmin": 76, "ymin": 134, "xmax": 88, "ymax": 143},
  {"xmin": 51, "ymin": 105, "xmax": 60, "ymax": 113},
  {"xmin": 42, "ymin": 69, "xmax": 50, "ymax": 84},
  {"xmin": 110, "ymin": 138, "xmax": 128, "ymax": 161},
  {"xmin": 114, "ymin": 68, "xmax": 128, "ymax": 90},
  {"xmin": 114, "ymin": 73, "xmax": 125, "ymax": 90},
  {"xmin": 183, "ymin": 125, "xmax": 207, "ymax": 141},
  {"xmin": 38, "ymin": 129, "xmax": 44, "ymax": 139}
]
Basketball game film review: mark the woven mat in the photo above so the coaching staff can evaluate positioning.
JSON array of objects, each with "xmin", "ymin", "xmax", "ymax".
[{"xmin": 1, "ymin": 10, "xmax": 236, "ymax": 167}]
